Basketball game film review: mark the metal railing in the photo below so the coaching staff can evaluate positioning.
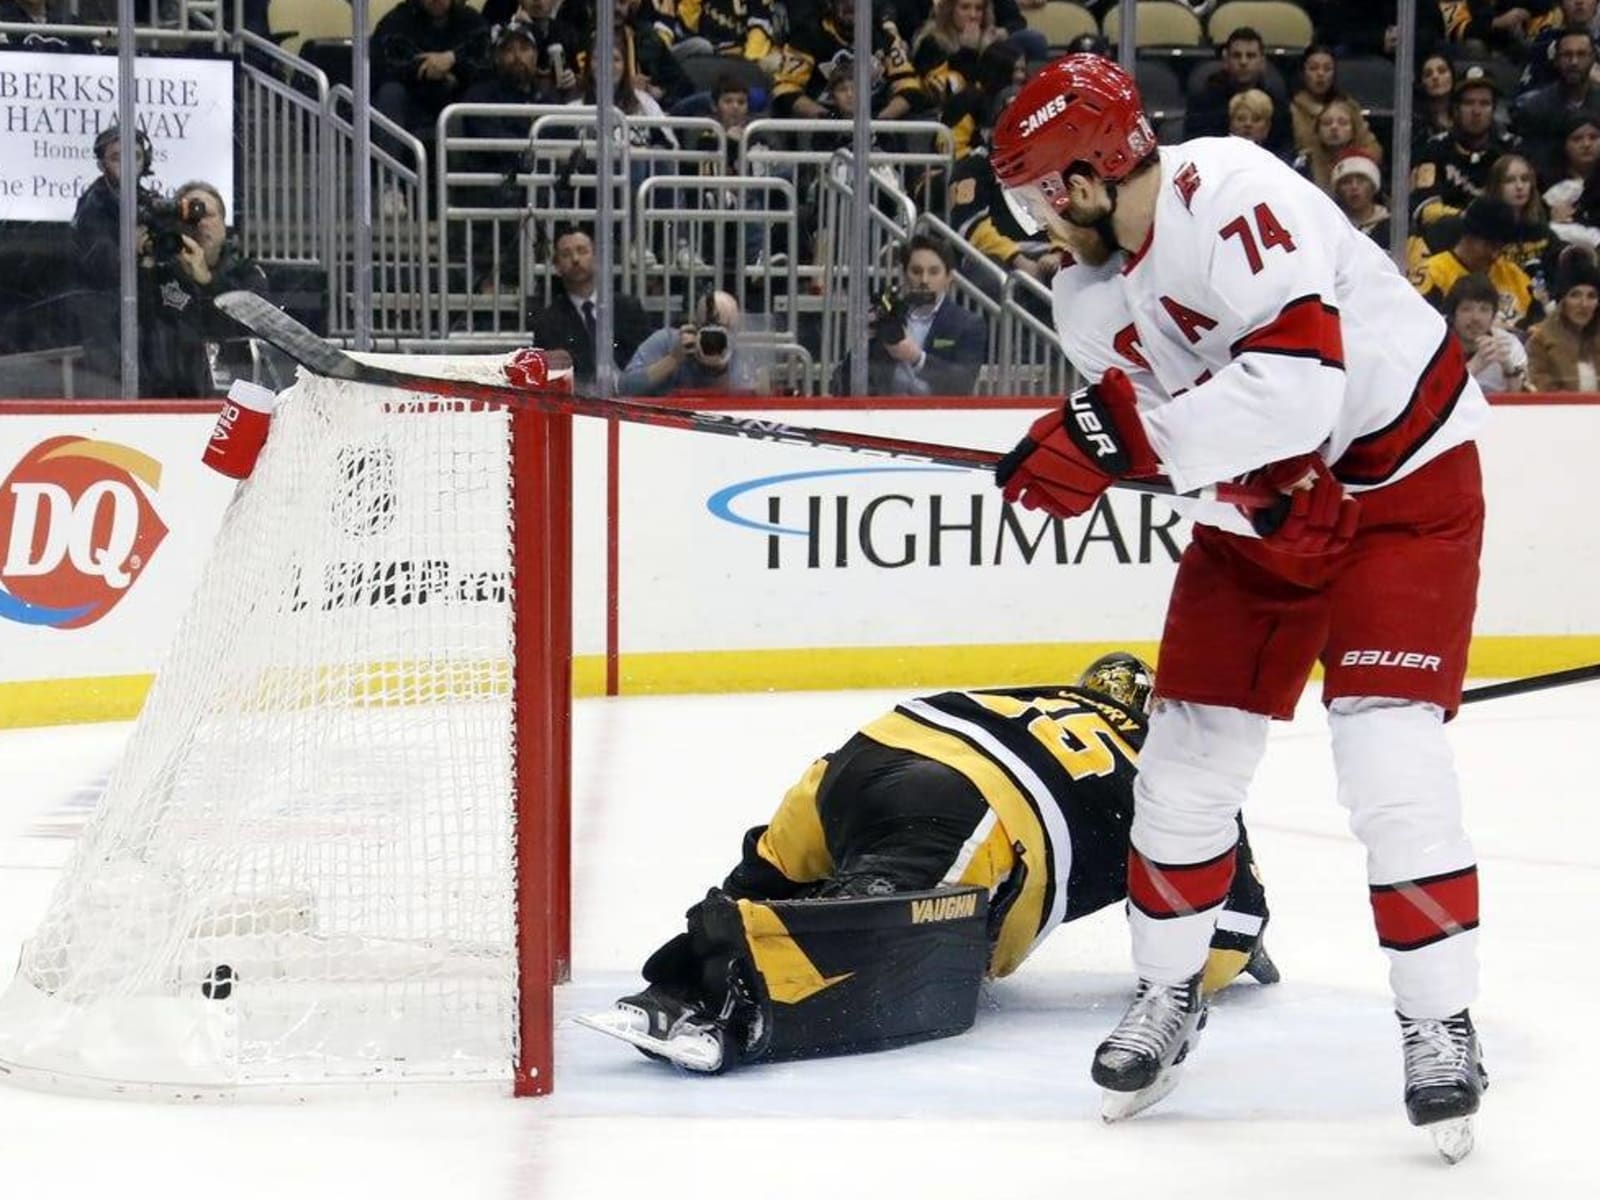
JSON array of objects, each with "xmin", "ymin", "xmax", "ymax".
[
  {"xmin": 330, "ymin": 84, "xmax": 429, "ymax": 338},
  {"xmin": 632, "ymin": 175, "xmax": 800, "ymax": 333},
  {"xmin": 817, "ymin": 154, "xmax": 922, "ymax": 391},
  {"xmin": 236, "ymin": 33, "xmax": 331, "ymax": 270}
]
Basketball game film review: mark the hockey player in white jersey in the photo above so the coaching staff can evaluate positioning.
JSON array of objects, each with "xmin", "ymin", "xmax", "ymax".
[{"xmin": 987, "ymin": 55, "xmax": 1490, "ymax": 1161}]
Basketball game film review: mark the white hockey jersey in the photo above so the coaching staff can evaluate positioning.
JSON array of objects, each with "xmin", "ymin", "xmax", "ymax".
[{"xmin": 1050, "ymin": 138, "xmax": 1489, "ymax": 533}]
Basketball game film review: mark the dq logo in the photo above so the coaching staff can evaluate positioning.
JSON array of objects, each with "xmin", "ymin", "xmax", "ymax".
[{"xmin": 0, "ymin": 437, "xmax": 169, "ymax": 629}]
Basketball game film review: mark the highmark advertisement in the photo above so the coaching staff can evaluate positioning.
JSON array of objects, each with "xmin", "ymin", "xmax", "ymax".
[{"xmin": 0, "ymin": 51, "xmax": 235, "ymax": 223}]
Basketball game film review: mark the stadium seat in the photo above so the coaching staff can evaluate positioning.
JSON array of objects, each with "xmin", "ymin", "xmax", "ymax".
[
  {"xmin": 1025, "ymin": 2, "xmax": 1099, "ymax": 50},
  {"xmin": 1337, "ymin": 56, "xmax": 1399, "ymax": 114},
  {"xmin": 1101, "ymin": 3, "xmax": 1205, "ymax": 49},
  {"xmin": 267, "ymin": 0, "xmax": 352, "ymax": 58},
  {"xmin": 1207, "ymin": 2, "xmax": 1315, "ymax": 50},
  {"xmin": 1135, "ymin": 58, "xmax": 1186, "ymax": 139}
]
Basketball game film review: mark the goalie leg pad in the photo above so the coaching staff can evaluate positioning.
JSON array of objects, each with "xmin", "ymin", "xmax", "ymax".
[{"xmin": 695, "ymin": 883, "xmax": 990, "ymax": 1065}]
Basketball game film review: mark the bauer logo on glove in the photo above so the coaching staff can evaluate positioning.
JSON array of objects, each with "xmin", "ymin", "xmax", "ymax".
[{"xmin": 994, "ymin": 368, "xmax": 1159, "ymax": 521}]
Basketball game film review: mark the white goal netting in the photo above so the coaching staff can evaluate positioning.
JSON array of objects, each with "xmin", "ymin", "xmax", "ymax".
[{"xmin": 0, "ymin": 356, "xmax": 543, "ymax": 1096}]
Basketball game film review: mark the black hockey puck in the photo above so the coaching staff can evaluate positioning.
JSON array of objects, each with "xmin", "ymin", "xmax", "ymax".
[{"xmin": 202, "ymin": 964, "xmax": 235, "ymax": 1000}]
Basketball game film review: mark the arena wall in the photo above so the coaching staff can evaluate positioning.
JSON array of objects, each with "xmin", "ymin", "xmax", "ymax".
[{"xmin": 1, "ymin": 394, "xmax": 1594, "ymax": 727}]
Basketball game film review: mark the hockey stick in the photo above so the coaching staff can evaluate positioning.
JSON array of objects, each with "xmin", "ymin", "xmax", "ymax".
[
  {"xmin": 216, "ymin": 291, "xmax": 1277, "ymax": 510},
  {"xmin": 1461, "ymin": 662, "xmax": 1600, "ymax": 705}
]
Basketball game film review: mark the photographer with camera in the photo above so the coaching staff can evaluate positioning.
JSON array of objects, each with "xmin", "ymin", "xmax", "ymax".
[
  {"xmin": 621, "ymin": 289, "xmax": 754, "ymax": 395},
  {"xmin": 137, "ymin": 180, "xmax": 268, "ymax": 397},
  {"xmin": 838, "ymin": 234, "xmax": 988, "ymax": 396}
]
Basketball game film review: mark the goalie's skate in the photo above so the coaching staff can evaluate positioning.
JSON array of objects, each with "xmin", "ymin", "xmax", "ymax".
[
  {"xmin": 1092, "ymin": 972, "xmax": 1207, "ymax": 1122},
  {"xmin": 574, "ymin": 986, "xmax": 730, "ymax": 1073},
  {"xmin": 1399, "ymin": 1009, "xmax": 1488, "ymax": 1164}
]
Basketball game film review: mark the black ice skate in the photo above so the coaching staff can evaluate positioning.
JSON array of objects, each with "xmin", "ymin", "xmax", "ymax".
[
  {"xmin": 1091, "ymin": 972, "xmax": 1208, "ymax": 1121},
  {"xmin": 1243, "ymin": 937, "xmax": 1280, "ymax": 985},
  {"xmin": 1399, "ymin": 1009, "xmax": 1489, "ymax": 1164},
  {"xmin": 574, "ymin": 984, "xmax": 732, "ymax": 1073}
]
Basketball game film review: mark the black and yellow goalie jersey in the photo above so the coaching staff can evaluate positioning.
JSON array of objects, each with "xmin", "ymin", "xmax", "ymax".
[
  {"xmin": 859, "ymin": 685, "xmax": 1141, "ymax": 977},
  {"xmin": 750, "ymin": 684, "xmax": 1143, "ymax": 980},
  {"xmin": 770, "ymin": 14, "xmax": 930, "ymax": 117}
]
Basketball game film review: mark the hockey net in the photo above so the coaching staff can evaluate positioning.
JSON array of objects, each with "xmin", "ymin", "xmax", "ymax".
[{"xmin": 0, "ymin": 354, "xmax": 571, "ymax": 1098}]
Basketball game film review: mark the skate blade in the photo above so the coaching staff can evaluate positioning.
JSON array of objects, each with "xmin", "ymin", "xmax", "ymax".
[
  {"xmin": 1100, "ymin": 1067, "xmax": 1181, "ymax": 1122},
  {"xmin": 572, "ymin": 1009, "xmax": 724, "ymax": 1073},
  {"xmin": 1428, "ymin": 1116, "xmax": 1475, "ymax": 1164}
]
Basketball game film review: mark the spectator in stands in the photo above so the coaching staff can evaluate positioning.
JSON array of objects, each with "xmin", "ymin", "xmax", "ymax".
[
  {"xmin": 373, "ymin": 0, "xmax": 491, "ymax": 148},
  {"xmin": 1543, "ymin": 107, "xmax": 1600, "ymax": 189},
  {"xmin": 837, "ymin": 235, "xmax": 987, "ymax": 395},
  {"xmin": 1412, "ymin": 195, "xmax": 1539, "ymax": 330},
  {"xmin": 1294, "ymin": 98, "xmax": 1383, "ymax": 191},
  {"xmin": 1414, "ymin": 52, "xmax": 1459, "ymax": 155},
  {"xmin": 490, "ymin": 0, "xmax": 583, "ymax": 100},
  {"xmin": 1526, "ymin": 248, "xmax": 1600, "ymax": 387},
  {"xmin": 1184, "ymin": 27, "xmax": 1292, "ymax": 153},
  {"xmin": 1331, "ymin": 148, "xmax": 1392, "ymax": 249},
  {"xmin": 913, "ymin": 0, "xmax": 1006, "ymax": 107},
  {"xmin": 530, "ymin": 227, "xmax": 651, "ymax": 386},
  {"xmin": 622, "ymin": 288, "xmax": 754, "ymax": 395},
  {"xmin": 665, "ymin": 0, "xmax": 781, "ymax": 76},
  {"xmin": 1522, "ymin": 0, "xmax": 1600, "ymax": 90},
  {"xmin": 1289, "ymin": 44, "xmax": 1381, "ymax": 164},
  {"xmin": 1488, "ymin": 152, "xmax": 1561, "ymax": 299},
  {"xmin": 612, "ymin": 0, "xmax": 697, "ymax": 110},
  {"xmin": 1227, "ymin": 89, "xmax": 1274, "ymax": 150},
  {"xmin": 1439, "ymin": 1, "xmax": 1542, "ymax": 53},
  {"xmin": 1411, "ymin": 63, "xmax": 1517, "ymax": 231},
  {"xmin": 771, "ymin": 0, "xmax": 931, "ymax": 121},
  {"xmin": 941, "ymin": 39, "xmax": 1025, "ymax": 157},
  {"xmin": 1448, "ymin": 272, "xmax": 1531, "ymax": 392},
  {"xmin": 455, "ymin": 25, "xmax": 559, "ymax": 289},
  {"xmin": 137, "ymin": 181, "xmax": 268, "ymax": 398},
  {"xmin": 1514, "ymin": 28, "xmax": 1600, "ymax": 163},
  {"xmin": 577, "ymin": 37, "xmax": 680, "ymax": 183},
  {"xmin": 947, "ymin": 45, "xmax": 1060, "ymax": 282},
  {"xmin": 462, "ymin": 25, "xmax": 558, "ymax": 128}
]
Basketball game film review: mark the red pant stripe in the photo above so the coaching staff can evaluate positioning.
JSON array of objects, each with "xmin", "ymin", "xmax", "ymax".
[
  {"xmin": 1128, "ymin": 846, "xmax": 1236, "ymax": 920},
  {"xmin": 1369, "ymin": 865, "xmax": 1479, "ymax": 951}
]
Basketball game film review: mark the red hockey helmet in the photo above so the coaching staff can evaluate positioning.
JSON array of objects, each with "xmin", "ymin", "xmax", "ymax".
[{"xmin": 991, "ymin": 55, "xmax": 1156, "ymax": 233}]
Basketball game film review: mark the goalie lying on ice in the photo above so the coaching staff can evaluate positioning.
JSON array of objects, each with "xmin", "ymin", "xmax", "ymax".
[{"xmin": 576, "ymin": 653, "xmax": 1280, "ymax": 1072}]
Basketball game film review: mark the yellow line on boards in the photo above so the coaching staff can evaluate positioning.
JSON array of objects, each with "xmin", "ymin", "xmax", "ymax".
[{"xmin": 4, "ymin": 636, "xmax": 1599, "ymax": 727}]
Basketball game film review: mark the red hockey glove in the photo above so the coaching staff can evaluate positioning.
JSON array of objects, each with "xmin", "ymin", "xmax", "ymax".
[
  {"xmin": 994, "ymin": 369, "xmax": 1159, "ymax": 520},
  {"xmin": 1244, "ymin": 454, "xmax": 1361, "ymax": 556}
]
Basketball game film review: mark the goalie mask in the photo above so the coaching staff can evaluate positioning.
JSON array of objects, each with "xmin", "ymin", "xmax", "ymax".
[{"xmin": 1078, "ymin": 652, "xmax": 1155, "ymax": 715}]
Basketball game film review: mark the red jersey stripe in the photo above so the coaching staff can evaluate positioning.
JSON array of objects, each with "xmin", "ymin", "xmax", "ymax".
[
  {"xmin": 1229, "ymin": 294, "xmax": 1346, "ymax": 368},
  {"xmin": 1335, "ymin": 331, "xmax": 1470, "ymax": 487}
]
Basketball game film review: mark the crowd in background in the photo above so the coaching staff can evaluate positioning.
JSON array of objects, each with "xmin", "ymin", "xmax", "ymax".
[{"xmin": 7, "ymin": 0, "xmax": 1600, "ymax": 394}]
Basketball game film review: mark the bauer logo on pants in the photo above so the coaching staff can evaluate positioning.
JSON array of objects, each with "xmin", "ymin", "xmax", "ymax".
[{"xmin": 0, "ymin": 436, "xmax": 169, "ymax": 629}]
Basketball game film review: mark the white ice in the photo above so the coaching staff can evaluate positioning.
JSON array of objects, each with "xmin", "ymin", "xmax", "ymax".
[{"xmin": 0, "ymin": 682, "xmax": 1594, "ymax": 1199}]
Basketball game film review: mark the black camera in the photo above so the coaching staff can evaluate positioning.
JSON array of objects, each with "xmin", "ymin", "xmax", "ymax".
[
  {"xmin": 872, "ymin": 284, "xmax": 907, "ymax": 346},
  {"xmin": 140, "ymin": 194, "xmax": 207, "ymax": 262},
  {"xmin": 695, "ymin": 324, "xmax": 729, "ymax": 358}
]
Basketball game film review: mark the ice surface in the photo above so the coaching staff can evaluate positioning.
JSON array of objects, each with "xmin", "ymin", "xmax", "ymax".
[{"xmin": 0, "ymin": 683, "xmax": 1593, "ymax": 1198}]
